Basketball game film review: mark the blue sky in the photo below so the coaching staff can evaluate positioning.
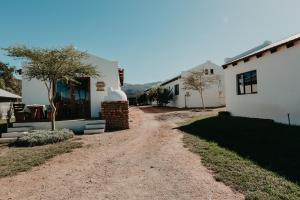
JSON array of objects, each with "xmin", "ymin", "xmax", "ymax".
[{"xmin": 1, "ymin": 0, "xmax": 300, "ymax": 83}]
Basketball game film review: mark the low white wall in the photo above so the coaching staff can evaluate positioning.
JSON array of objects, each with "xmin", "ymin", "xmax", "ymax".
[
  {"xmin": 225, "ymin": 40, "xmax": 300, "ymax": 125},
  {"xmin": 13, "ymin": 119, "xmax": 105, "ymax": 133}
]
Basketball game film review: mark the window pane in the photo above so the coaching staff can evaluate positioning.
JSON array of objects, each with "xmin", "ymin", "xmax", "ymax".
[
  {"xmin": 244, "ymin": 71, "xmax": 252, "ymax": 85},
  {"xmin": 245, "ymin": 85, "xmax": 251, "ymax": 94},
  {"xmin": 174, "ymin": 84, "xmax": 179, "ymax": 95},
  {"xmin": 252, "ymin": 84, "xmax": 257, "ymax": 93},
  {"xmin": 210, "ymin": 69, "xmax": 214, "ymax": 74},
  {"xmin": 204, "ymin": 69, "xmax": 208, "ymax": 75},
  {"xmin": 237, "ymin": 74, "xmax": 244, "ymax": 94}
]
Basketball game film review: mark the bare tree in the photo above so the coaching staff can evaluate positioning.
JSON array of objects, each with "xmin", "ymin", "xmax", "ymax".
[{"xmin": 182, "ymin": 70, "xmax": 219, "ymax": 110}]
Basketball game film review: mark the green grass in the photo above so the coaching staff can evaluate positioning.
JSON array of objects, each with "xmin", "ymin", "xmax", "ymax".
[
  {"xmin": 179, "ymin": 115, "xmax": 300, "ymax": 200},
  {"xmin": 0, "ymin": 139, "xmax": 82, "ymax": 178}
]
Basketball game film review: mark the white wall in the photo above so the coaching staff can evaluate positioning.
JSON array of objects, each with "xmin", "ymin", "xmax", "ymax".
[
  {"xmin": 87, "ymin": 54, "xmax": 120, "ymax": 117},
  {"xmin": 224, "ymin": 40, "xmax": 300, "ymax": 125},
  {"xmin": 0, "ymin": 102, "xmax": 11, "ymax": 119},
  {"xmin": 162, "ymin": 61, "xmax": 225, "ymax": 108},
  {"xmin": 22, "ymin": 53, "xmax": 121, "ymax": 118}
]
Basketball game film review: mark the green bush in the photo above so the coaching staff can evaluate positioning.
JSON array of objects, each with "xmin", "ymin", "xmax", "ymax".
[{"xmin": 12, "ymin": 129, "xmax": 74, "ymax": 147}]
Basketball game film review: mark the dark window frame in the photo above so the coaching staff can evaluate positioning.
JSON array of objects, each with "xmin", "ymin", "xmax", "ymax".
[
  {"xmin": 174, "ymin": 84, "xmax": 179, "ymax": 96},
  {"xmin": 210, "ymin": 69, "xmax": 214, "ymax": 74},
  {"xmin": 236, "ymin": 70, "xmax": 257, "ymax": 95},
  {"xmin": 204, "ymin": 69, "xmax": 209, "ymax": 75}
]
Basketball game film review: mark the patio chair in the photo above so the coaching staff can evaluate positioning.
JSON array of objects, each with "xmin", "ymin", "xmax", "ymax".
[{"xmin": 13, "ymin": 103, "xmax": 26, "ymax": 122}]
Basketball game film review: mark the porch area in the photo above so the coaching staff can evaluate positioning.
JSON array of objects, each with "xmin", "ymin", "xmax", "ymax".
[{"xmin": 1, "ymin": 119, "xmax": 106, "ymax": 141}]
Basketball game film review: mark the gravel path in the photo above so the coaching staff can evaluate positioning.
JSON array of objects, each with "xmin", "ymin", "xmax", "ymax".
[{"xmin": 0, "ymin": 107, "xmax": 243, "ymax": 200}]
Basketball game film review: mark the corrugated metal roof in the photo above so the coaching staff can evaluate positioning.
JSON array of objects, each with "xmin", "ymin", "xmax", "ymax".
[
  {"xmin": 223, "ymin": 33, "xmax": 300, "ymax": 68},
  {"xmin": 0, "ymin": 88, "xmax": 22, "ymax": 99}
]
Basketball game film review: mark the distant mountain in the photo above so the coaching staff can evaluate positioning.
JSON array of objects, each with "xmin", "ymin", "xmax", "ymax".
[{"xmin": 122, "ymin": 82, "xmax": 161, "ymax": 97}]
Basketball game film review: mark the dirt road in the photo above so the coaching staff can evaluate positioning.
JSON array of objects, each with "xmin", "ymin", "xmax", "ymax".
[{"xmin": 0, "ymin": 107, "xmax": 243, "ymax": 200}]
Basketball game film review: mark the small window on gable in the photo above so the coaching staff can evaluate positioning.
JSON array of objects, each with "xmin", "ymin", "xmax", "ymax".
[
  {"xmin": 210, "ymin": 69, "xmax": 214, "ymax": 74},
  {"xmin": 174, "ymin": 84, "xmax": 179, "ymax": 96},
  {"xmin": 204, "ymin": 69, "xmax": 209, "ymax": 75}
]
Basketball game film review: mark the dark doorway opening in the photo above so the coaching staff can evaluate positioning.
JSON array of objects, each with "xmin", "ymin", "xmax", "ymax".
[{"xmin": 55, "ymin": 77, "xmax": 91, "ymax": 120}]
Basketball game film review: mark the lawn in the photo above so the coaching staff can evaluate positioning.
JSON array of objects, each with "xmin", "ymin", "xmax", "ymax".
[
  {"xmin": 179, "ymin": 114, "xmax": 300, "ymax": 200},
  {"xmin": 0, "ymin": 138, "xmax": 82, "ymax": 178}
]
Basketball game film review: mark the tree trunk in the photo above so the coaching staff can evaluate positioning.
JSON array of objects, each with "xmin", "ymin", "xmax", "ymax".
[
  {"xmin": 47, "ymin": 80, "xmax": 57, "ymax": 131},
  {"xmin": 50, "ymin": 99, "xmax": 56, "ymax": 130},
  {"xmin": 199, "ymin": 89, "xmax": 205, "ymax": 111}
]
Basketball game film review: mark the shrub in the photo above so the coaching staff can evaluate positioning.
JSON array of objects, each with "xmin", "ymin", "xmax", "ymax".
[
  {"xmin": 218, "ymin": 111, "xmax": 231, "ymax": 117},
  {"xmin": 12, "ymin": 129, "xmax": 74, "ymax": 147}
]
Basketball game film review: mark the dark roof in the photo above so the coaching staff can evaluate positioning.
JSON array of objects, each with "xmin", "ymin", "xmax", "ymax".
[
  {"xmin": 160, "ymin": 75, "xmax": 181, "ymax": 86},
  {"xmin": 223, "ymin": 33, "xmax": 300, "ymax": 69}
]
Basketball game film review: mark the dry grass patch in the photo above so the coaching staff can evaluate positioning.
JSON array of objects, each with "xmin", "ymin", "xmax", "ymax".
[{"xmin": 0, "ymin": 139, "xmax": 82, "ymax": 178}]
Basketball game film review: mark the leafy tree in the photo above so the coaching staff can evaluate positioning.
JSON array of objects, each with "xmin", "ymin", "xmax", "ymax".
[
  {"xmin": 4, "ymin": 45, "xmax": 100, "ymax": 130},
  {"xmin": 182, "ymin": 70, "xmax": 219, "ymax": 110},
  {"xmin": 137, "ymin": 93, "xmax": 148, "ymax": 105},
  {"xmin": 156, "ymin": 87, "xmax": 173, "ymax": 106},
  {"xmin": 146, "ymin": 86, "xmax": 173, "ymax": 106},
  {"xmin": 0, "ymin": 62, "xmax": 21, "ymax": 95},
  {"xmin": 146, "ymin": 86, "xmax": 159, "ymax": 103}
]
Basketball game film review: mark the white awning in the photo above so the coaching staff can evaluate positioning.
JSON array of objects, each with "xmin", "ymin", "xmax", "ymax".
[{"xmin": 0, "ymin": 88, "xmax": 22, "ymax": 99}]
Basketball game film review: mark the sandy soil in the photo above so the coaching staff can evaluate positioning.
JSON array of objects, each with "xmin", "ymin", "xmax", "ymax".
[{"xmin": 0, "ymin": 106, "xmax": 243, "ymax": 200}]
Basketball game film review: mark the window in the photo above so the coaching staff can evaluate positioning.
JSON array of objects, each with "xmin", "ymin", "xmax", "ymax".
[
  {"xmin": 236, "ymin": 70, "xmax": 257, "ymax": 95},
  {"xmin": 210, "ymin": 69, "xmax": 214, "ymax": 74},
  {"xmin": 204, "ymin": 69, "xmax": 209, "ymax": 75},
  {"xmin": 174, "ymin": 84, "xmax": 179, "ymax": 95}
]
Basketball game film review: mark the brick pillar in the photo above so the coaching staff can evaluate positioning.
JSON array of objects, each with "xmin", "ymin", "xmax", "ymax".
[{"xmin": 101, "ymin": 101, "xmax": 129, "ymax": 131}]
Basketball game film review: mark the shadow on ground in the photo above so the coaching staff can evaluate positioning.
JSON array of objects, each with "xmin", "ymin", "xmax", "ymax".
[
  {"xmin": 178, "ymin": 116, "xmax": 300, "ymax": 183},
  {"xmin": 139, "ymin": 106, "xmax": 185, "ymax": 113}
]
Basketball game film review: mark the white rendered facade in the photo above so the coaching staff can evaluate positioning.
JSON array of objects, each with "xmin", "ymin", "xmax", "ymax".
[
  {"xmin": 22, "ymin": 53, "xmax": 121, "ymax": 118},
  {"xmin": 224, "ymin": 34, "xmax": 300, "ymax": 125},
  {"xmin": 161, "ymin": 61, "xmax": 225, "ymax": 108}
]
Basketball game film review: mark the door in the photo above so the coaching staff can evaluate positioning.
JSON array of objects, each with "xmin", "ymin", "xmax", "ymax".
[{"xmin": 55, "ymin": 77, "xmax": 91, "ymax": 120}]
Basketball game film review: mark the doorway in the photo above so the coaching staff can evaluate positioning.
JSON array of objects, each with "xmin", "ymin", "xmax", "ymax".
[{"xmin": 55, "ymin": 77, "xmax": 91, "ymax": 120}]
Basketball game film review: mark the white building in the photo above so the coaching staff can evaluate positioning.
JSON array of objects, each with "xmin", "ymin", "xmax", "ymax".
[
  {"xmin": 0, "ymin": 89, "xmax": 22, "ymax": 119},
  {"xmin": 223, "ymin": 33, "xmax": 300, "ymax": 125},
  {"xmin": 22, "ymin": 53, "xmax": 124, "ymax": 119},
  {"xmin": 160, "ymin": 61, "xmax": 225, "ymax": 108}
]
